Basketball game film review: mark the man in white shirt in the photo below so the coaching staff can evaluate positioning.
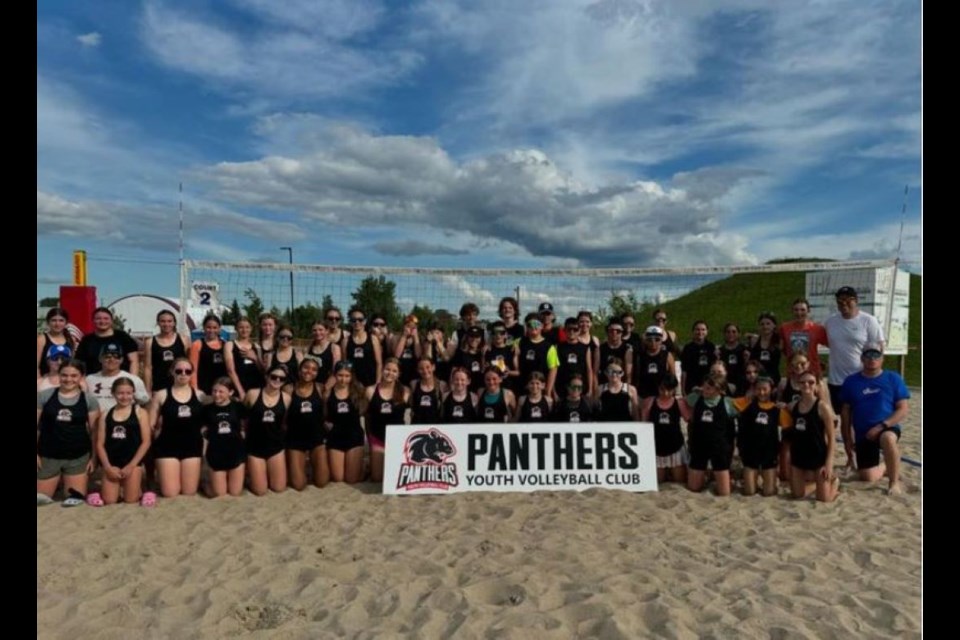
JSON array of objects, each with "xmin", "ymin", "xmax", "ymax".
[
  {"xmin": 85, "ymin": 342, "xmax": 150, "ymax": 412},
  {"xmin": 823, "ymin": 286, "xmax": 884, "ymax": 412}
]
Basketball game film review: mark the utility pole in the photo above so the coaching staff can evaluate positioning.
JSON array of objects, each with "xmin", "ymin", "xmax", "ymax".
[{"xmin": 280, "ymin": 247, "xmax": 294, "ymax": 317}]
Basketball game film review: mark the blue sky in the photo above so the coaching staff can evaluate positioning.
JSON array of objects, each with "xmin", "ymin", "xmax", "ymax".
[{"xmin": 38, "ymin": 0, "xmax": 921, "ymax": 306}]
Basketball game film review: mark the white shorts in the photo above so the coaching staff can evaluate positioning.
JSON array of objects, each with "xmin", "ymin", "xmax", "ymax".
[{"xmin": 656, "ymin": 446, "xmax": 689, "ymax": 469}]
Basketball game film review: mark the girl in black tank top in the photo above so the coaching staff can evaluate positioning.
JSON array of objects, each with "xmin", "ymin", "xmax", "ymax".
[
  {"xmin": 517, "ymin": 372, "xmax": 552, "ymax": 423},
  {"xmin": 345, "ymin": 319, "xmax": 381, "ymax": 387},
  {"xmin": 442, "ymin": 368, "xmax": 477, "ymax": 424},
  {"xmin": 96, "ymin": 378, "xmax": 151, "ymax": 504},
  {"xmin": 154, "ymin": 377, "xmax": 204, "ymax": 460},
  {"xmin": 283, "ymin": 357, "xmax": 329, "ymax": 490},
  {"xmin": 411, "ymin": 358, "xmax": 446, "ymax": 424},
  {"xmin": 244, "ymin": 365, "xmax": 291, "ymax": 496},
  {"xmin": 306, "ymin": 321, "xmax": 339, "ymax": 386},
  {"xmin": 597, "ymin": 359, "xmax": 636, "ymax": 422},
  {"xmin": 365, "ymin": 359, "xmax": 410, "ymax": 483},
  {"xmin": 193, "ymin": 317, "xmax": 227, "ymax": 394},
  {"xmin": 203, "ymin": 379, "xmax": 247, "ymax": 497},
  {"xmin": 150, "ymin": 333, "xmax": 187, "ymax": 393}
]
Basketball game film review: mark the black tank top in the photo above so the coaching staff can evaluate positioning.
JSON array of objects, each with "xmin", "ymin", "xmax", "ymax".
[
  {"xmin": 442, "ymin": 393, "xmax": 477, "ymax": 424},
  {"xmin": 396, "ymin": 338, "xmax": 418, "ymax": 386},
  {"xmin": 204, "ymin": 401, "xmax": 245, "ymax": 446},
  {"xmin": 598, "ymin": 385, "xmax": 632, "ymax": 422},
  {"xmin": 452, "ymin": 349, "xmax": 484, "ymax": 392},
  {"xmin": 306, "ymin": 342, "xmax": 335, "ymax": 384},
  {"xmin": 790, "ymin": 399, "xmax": 827, "ymax": 463},
  {"xmin": 749, "ymin": 340, "xmax": 782, "ymax": 384},
  {"xmin": 690, "ymin": 396, "xmax": 731, "ymax": 446},
  {"xmin": 411, "ymin": 383, "xmax": 443, "ymax": 424},
  {"xmin": 556, "ymin": 342, "xmax": 589, "ymax": 392},
  {"xmin": 718, "ymin": 344, "xmax": 749, "ymax": 396},
  {"xmin": 326, "ymin": 389, "xmax": 362, "ymax": 433},
  {"xmin": 246, "ymin": 391, "xmax": 287, "ymax": 451},
  {"xmin": 159, "ymin": 387, "xmax": 204, "ymax": 445},
  {"xmin": 486, "ymin": 345, "xmax": 515, "ymax": 374},
  {"xmin": 651, "ymin": 397, "xmax": 684, "ymax": 456},
  {"xmin": 197, "ymin": 340, "xmax": 227, "ymax": 394},
  {"xmin": 367, "ymin": 386, "xmax": 406, "ymax": 442},
  {"xmin": 287, "ymin": 384, "xmax": 324, "ymax": 441},
  {"xmin": 104, "ymin": 405, "xmax": 142, "ymax": 465},
  {"xmin": 38, "ymin": 391, "xmax": 91, "ymax": 459},
  {"xmin": 635, "ymin": 349, "xmax": 670, "ymax": 398},
  {"xmin": 346, "ymin": 335, "xmax": 377, "ymax": 386},
  {"xmin": 150, "ymin": 334, "xmax": 187, "ymax": 391},
  {"xmin": 272, "ymin": 349, "xmax": 300, "ymax": 385},
  {"xmin": 518, "ymin": 396, "xmax": 551, "ymax": 423},
  {"xmin": 478, "ymin": 390, "xmax": 509, "ymax": 423},
  {"xmin": 518, "ymin": 338, "xmax": 552, "ymax": 388},
  {"xmin": 232, "ymin": 342, "xmax": 264, "ymax": 391},
  {"xmin": 553, "ymin": 397, "xmax": 593, "ymax": 423}
]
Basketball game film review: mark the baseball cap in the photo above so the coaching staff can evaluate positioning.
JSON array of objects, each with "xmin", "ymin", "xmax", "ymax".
[
  {"xmin": 835, "ymin": 286, "xmax": 858, "ymax": 299},
  {"xmin": 538, "ymin": 302, "xmax": 554, "ymax": 314},
  {"xmin": 466, "ymin": 326, "xmax": 484, "ymax": 338},
  {"xmin": 861, "ymin": 343, "xmax": 883, "ymax": 358},
  {"xmin": 100, "ymin": 343, "xmax": 123, "ymax": 359},
  {"xmin": 644, "ymin": 325, "xmax": 665, "ymax": 338},
  {"xmin": 47, "ymin": 344, "xmax": 72, "ymax": 360}
]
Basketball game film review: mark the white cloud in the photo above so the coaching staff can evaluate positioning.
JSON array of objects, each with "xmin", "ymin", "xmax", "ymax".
[
  {"xmin": 77, "ymin": 32, "xmax": 102, "ymax": 47},
  {"xmin": 140, "ymin": 1, "xmax": 421, "ymax": 103},
  {"xmin": 199, "ymin": 125, "xmax": 762, "ymax": 266}
]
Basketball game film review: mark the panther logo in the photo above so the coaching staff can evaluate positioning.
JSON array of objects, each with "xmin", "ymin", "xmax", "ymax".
[{"xmin": 405, "ymin": 429, "xmax": 456, "ymax": 464}]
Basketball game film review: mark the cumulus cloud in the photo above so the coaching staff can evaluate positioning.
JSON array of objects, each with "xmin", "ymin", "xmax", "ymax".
[
  {"xmin": 77, "ymin": 32, "xmax": 102, "ymax": 47},
  {"xmin": 199, "ymin": 125, "xmax": 760, "ymax": 266}
]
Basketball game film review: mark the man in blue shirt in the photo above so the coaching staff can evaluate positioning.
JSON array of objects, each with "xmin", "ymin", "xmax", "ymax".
[{"xmin": 840, "ymin": 344, "xmax": 910, "ymax": 495}]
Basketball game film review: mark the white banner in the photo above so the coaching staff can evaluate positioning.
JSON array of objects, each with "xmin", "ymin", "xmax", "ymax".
[{"xmin": 383, "ymin": 422, "xmax": 658, "ymax": 495}]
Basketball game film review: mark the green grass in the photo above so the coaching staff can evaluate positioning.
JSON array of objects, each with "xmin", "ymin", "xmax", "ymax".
[{"xmin": 653, "ymin": 272, "xmax": 921, "ymax": 387}]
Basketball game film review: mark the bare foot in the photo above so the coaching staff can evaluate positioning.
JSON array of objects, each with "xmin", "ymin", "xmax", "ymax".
[{"xmin": 885, "ymin": 481, "xmax": 903, "ymax": 496}]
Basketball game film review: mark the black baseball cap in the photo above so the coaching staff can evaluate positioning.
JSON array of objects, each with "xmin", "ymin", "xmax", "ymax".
[
  {"xmin": 538, "ymin": 302, "xmax": 554, "ymax": 314},
  {"xmin": 835, "ymin": 286, "xmax": 858, "ymax": 299}
]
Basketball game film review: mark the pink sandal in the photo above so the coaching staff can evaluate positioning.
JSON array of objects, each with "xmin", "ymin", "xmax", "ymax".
[
  {"xmin": 140, "ymin": 491, "xmax": 157, "ymax": 508},
  {"xmin": 85, "ymin": 492, "xmax": 104, "ymax": 507}
]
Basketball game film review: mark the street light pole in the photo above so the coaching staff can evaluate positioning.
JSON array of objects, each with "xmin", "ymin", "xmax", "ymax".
[{"xmin": 280, "ymin": 247, "xmax": 294, "ymax": 317}]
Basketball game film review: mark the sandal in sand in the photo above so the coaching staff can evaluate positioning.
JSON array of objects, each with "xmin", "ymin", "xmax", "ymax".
[{"xmin": 140, "ymin": 491, "xmax": 157, "ymax": 508}]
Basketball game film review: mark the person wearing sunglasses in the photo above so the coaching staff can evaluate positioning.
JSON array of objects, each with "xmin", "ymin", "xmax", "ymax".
[
  {"xmin": 305, "ymin": 320, "xmax": 341, "ymax": 390},
  {"xmin": 596, "ymin": 358, "xmax": 639, "ymax": 422},
  {"xmin": 324, "ymin": 360, "xmax": 368, "ymax": 483},
  {"xmin": 365, "ymin": 358, "xmax": 410, "ymax": 483},
  {"xmin": 225, "ymin": 316, "xmax": 265, "ymax": 399},
  {"xmin": 680, "ymin": 320, "xmax": 716, "ymax": 396},
  {"xmin": 149, "ymin": 357, "xmax": 205, "ymax": 498},
  {"xmin": 86, "ymin": 343, "xmax": 150, "ymax": 412},
  {"xmin": 369, "ymin": 313, "xmax": 390, "ymax": 350},
  {"xmin": 640, "ymin": 373, "xmax": 691, "ymax": 484},
  {"xmin": 515, "ymin": 312, "xmax": 559, "ymax": 398},
  {"xmin": 189, "ymin": 314, "xmax": 228, "ymax": 395},
  {"xmin": 775, "ymin": 353, "xmax": 829, "ymax": 481},
  {"xmin": 324, "ymin": 307, "xmax": 348, "ymax": 347},
  {"xmin": 341, "ymin": 308, "xmax": 382, "ymax": 388},
  {"xmin": 838, "ymin": 345, "xmax": 909, "ymax": 495},
  {"xmin": 144, "ymin": 310, "xmax": 191, "ymax": 395},
  {"xmin": 449, "ymin": 302, "xmax": 481, "ymax": 355},
  {"xmin": 483, "ymin": 320, "xmax": 520, "ymax": 393},
  {"xmin": 556, "ymin": 317, "xmax": 593, "ymax": 399},
  {"xmin": 576, "ymin": 311, "xmax": 602, "ymax": 388},
  {"xmin": 551, "ymin": 373, "xmax": 594, "ymax": 423},
  {"xmin": 634, "ymin": 325, "xmax": 675, "ymax": 400},
  {"xmin": 243, "ymin": 364, "xmax": 291, "ymax": 495},
  {"xmin": 537, "ymin": 302, "xmax": 565, "ymax": 346},
  {"xmin": 268, "ymin": 326, "xmax": 302, "ymax": 386},
  {"xmin": 284, "ymin": 358, "xmax": 330, "ymax": 490},
  {"xmin": 599, "ymin": 319, "xmax": 633, "ymax": 387},
  {"xmin": 37, "ymin": 358, "xmax": 101, "ymax": 505},
  {"xmin": 718, "ymin": 323, "xmax": 751, "ymax": 398},
  {"xmin": 783, "ymin": 371, "xmax": 839, "ymax": 502},
  {"xmin": 620, "ymin": 312, "xmax": 642, "ymax": 355}
]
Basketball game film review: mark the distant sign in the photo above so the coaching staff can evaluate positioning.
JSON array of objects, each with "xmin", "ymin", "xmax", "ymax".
[
  {"xmin": 383, "ymin": 422, "xmax": 658, "ymax": 495},
  {"xmin": 806, "ymin": 266, "xmax": 910, "ymax": 355},
  {"xmin": 191, "ymin": 281, "xmax": 220, "ymax": 309}
]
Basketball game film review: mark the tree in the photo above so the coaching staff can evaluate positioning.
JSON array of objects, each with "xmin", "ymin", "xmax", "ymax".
[
  {"xmin": 595, "ymin": 292, "xmax": 651, "ymax": 336},
  {"xmin": 351, "ymin": 276, "xmax": 402, "ymax": 329},
  {"xmin": 288, "ymin": 302, "xmax": 325, "ymax": 337},
  {"xmin": 38, "ymin": 296, "xmax": 59, "ymax": 307},
  {"xmin": 242, "ymin": 288, "xmax": 264, "ymax": 322},
  {"xmin": 321, "ymin": 294, "xmax": 336, "ymax": 316},
  {"xmin": 221, "ymin": 299, "xmax": 242, "ymax": 325}
]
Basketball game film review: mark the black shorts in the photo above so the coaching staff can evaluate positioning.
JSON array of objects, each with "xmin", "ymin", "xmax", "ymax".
[
  {"xmin": 245, "ymin": 437, "xmax": 285, "ymax": 460},
  {"xmin": 828, "ymin": 384, "xmax": 844, "ymax": 415},
  {"xmin": 285, "ymin": 428, "xmax": 326, "ymax": 452},
  {"xmin": 153, "ymin": 433, "xmax": 204, "ymax": 460},
  {"xmin": 688, "ymin": 439, "xmax": 732, "ymax": 472},
  {"xmin": 855, "ymin": 427, "xmax": 901, "ymax": 469},
  {"xmin": 206, "ymin": 440, "xmax": 245, "ymax": 472},
  {"xmin": 325, "ymin": 425, "xmax": 365, "ymax": 452},
  {"xmin": 739, "ymin": 444, "xmax": 779, "ymax": 471}
]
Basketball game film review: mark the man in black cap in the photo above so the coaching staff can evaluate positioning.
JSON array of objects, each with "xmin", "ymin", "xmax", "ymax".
[
  {"xmin": 839, "ymin": 344, "xmax": 909, "ymax": 495},
  {"xmin": 538, "ymin": 302, "xmax": 566, "ymax": 345},
  {"xmin": 823, "ymin": 286, "xmax": 884, "ymax": 413}
]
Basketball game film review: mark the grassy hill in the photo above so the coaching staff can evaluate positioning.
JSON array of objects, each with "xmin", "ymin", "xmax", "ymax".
[{"xmin": 652, "ymin": 272, "xmax": 921, "ymax": 387}]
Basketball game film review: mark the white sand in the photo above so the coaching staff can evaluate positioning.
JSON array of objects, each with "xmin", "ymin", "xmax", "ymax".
[{"xmin": 38, "ymin": 392, "xmax": 921, "ymax": 639}]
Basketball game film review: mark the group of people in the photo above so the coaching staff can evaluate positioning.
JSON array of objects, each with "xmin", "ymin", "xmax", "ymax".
[{"xmin": 36, "ymin": 285, "xmax": 911, "ymax": 505}]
